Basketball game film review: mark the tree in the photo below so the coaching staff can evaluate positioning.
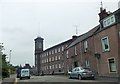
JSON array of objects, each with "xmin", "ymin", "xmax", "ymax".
[
  {"xmin": 0, "ymin": 43, "xmax": 4, "ymax": 78},
  {"xmin": 2, "ymin": 54, "xmax": 9, "ymax": 78},
  {"xmin": 0, "ymin": 43, "xmax": 9, "ymax": 78}
]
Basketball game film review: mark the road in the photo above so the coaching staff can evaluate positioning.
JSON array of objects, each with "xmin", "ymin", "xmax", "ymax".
[{"xmin": 15, "ymin": 75, "xmax": 119, "ymax": 84}]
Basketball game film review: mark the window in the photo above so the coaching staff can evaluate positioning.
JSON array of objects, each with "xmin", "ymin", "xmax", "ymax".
[
  {"xmin": 58, "ymin": 55, "xmax": 60, "ymax": 60},
  {"xmin": 49, "ymin": 51, "xmax": 51, "ymax": 55},
  {"xmin": 44, "ymin": 59, "xmax": 46, "ymax": 63},
  {"xmin": 49, "ymin": 65, "xmax": 51, "ymax": 70},
  {"xmin": 85, "ymin": 60, "xmax": 90, "ymax": 67},
  {"xmin": 45, "ymin": 66, "xmax": 46, "ymax": 70},
  {"xmin": 84, "ymin": 41, "xmax": 88, "ymax": 52},
  {"xmin": 75, "ymin": 46, "xmax": 77, "ymax": 55},
  {"xmin": 42, "ymin": 67, "xmax": 44, "ymax": 71},
  {"xmin": 52, "ymin": 50, "xmax": 54, "ymax": 54},
  {"xmin": 55, "ymin": 64, "xmax": 58, "ymax": 68},
  {"xmin": 52, "ymin": 65, "xmax": 54, "ymax": 69},
  {"xmin": 44, "ymin": 53, "xmax": 46, "ymax": 57},
  {"xmin": 62, "ymin": 46, "xmax": 64, "ymax": 51},
  {"xmin": 42, "ymin": 60, "xmax": 43, "ymax": 63},
  {"xmin": 52, "ymin": 57, "xmax": 54, "ymax": 61},
  {"xmin": 46, "ymin": 58, "xmax": 48, "ymax": 63},
  {"xmin": 103, "ymin": 15, "xmax": 116, "ymax": 28},
  {"xmin": 101, "ymin": 36, "xmax": 110, "ymax": 51},
  {"xmin": 58, "ymin": 48, "xmax": 60, "ymax": 52},
  {"xmin": 108, "ymin": 58, "xmax": 116, "ymax": 72},
  {"xmin": 59, "ymin": 64, "xmax": 61, "ymax": 68},
  {"xmin": 46, "ymin": 66, "xmax": 48, "ymax": 70},
  {"xmin": 49, "ymin": 57, "xmax": 51, "ymax": 62},
  {"xmin": 55, "ymin": 56, "xmax": 57, "ymax": 61},
  {"xmin": 55, "ymin": 49, "xmax": 57, "ymax": 53},
  {"xmin": 47, "ymin": 52, "xmax": 48, "ymax": 56},
  {"xmin": 66, "ymin": 50, "xmax": 69, "ymax": 58}
]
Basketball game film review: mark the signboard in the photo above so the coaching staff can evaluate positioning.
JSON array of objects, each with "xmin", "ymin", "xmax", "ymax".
[{"xmin": 103, "ymin": 15, "xmax": 116, "ymax": 28}]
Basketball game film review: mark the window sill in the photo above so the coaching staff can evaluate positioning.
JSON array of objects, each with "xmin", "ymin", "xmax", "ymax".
[{"xmin": 102, "ymin": 49, "xmax": 110, "ymax": 53}]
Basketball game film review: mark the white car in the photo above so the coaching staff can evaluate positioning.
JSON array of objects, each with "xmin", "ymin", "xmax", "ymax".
[{"xmin": 20, "ymin": 69, "xmax": 30, "ymax": 80}]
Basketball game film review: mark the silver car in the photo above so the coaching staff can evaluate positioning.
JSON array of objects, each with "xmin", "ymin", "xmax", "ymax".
[{"xmin": 68, "ymin": 67, "xmax": 94, "ymax": 80}]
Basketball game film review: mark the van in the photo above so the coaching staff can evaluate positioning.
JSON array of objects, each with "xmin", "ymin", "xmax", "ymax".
[{"xmin": 20, "ymin": 69, "xmax": 30, "ymax": 80}]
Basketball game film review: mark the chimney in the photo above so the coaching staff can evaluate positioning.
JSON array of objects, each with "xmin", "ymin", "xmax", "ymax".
[
  {"xmin": 98, "ymin": 8, "xmax": 110, "ymax": 21},
  {"xmin": 72, "ymin": 35, "xmax": 77, "ymax": 40}
]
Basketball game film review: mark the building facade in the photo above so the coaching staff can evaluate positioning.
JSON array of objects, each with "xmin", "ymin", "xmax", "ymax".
[{"xmin": 34, "ymin": 8, "xmax": 120, "ymax": 79}]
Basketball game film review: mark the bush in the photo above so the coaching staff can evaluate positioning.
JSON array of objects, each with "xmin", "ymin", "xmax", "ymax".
[{"xmin": 2, "ymin": 69, "xmax": 10, "ymax": 78}]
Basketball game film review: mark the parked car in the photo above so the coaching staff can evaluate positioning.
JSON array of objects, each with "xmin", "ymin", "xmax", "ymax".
[{"xmin": 68, "ymin": 67, "xmax": 95, "ymax": 80}]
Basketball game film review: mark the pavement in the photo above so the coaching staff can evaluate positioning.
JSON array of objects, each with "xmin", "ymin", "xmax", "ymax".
[
  {"xmin": 0, "ymin": 79, "xmax": 2, "ymax": 84},
  {"xmin": 0, "ymin": 74, "xmax": 120, "ymax": 84},
  {"xmin": 1, "ymin": 74, "xmax": 16, "ymax": 84},
  {"xmin": 54, "ymin": 75, "xmax": 120, "ymax": 83}
]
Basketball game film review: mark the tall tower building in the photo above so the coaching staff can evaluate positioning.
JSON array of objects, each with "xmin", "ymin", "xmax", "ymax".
[{"xmin": 34, "ymin": 37, "xmax": 44, "ymax": 75}]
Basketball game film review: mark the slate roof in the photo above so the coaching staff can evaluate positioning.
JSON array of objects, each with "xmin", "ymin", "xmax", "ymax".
[{"xmin": 67, "ymin": 25, "xmax": 100, "ymax": 49}]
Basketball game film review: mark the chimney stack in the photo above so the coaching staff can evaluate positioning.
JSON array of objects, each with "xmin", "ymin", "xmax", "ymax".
[
  {"xmin": 98, "ymin": 8, "xmax": 110, "ymax": 21},
  {"xmin": 98, "ymin": 2, "xmax": 111, "ymax": 21},
  {"xmin": 72, "ymin": 35, "xmax": 78, "ymax": 40}
]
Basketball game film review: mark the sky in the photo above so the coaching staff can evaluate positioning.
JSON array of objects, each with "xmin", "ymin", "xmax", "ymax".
[{"xmin": 0, "ymin": 0, "xmax": 119, "ymax": 67}]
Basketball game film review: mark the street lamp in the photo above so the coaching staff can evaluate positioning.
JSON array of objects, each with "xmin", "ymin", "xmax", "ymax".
[
  {"xmin": 9, "ymin": 50, "xmax": 12, "ymax": 64},
  {"xmin": 9, "ymin": 50, "xmax": 12, "ymax": 77}
]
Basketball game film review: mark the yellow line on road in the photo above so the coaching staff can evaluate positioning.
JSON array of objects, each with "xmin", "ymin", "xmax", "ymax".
[{"xmin": 14, "ymin": 78, "xmax": 18, "ymax": 84}]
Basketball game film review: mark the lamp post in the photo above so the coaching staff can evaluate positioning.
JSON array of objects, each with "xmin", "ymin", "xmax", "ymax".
[
  {"xmin": 9, "ymin": 50, "xmax": 12, "ymax": 77},
  {"xmin": 9, "ymin": 50, "xmax": 12, "ymax": 64}
]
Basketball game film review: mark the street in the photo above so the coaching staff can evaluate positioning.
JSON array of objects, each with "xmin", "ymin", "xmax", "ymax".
[{"xmin": 14, "ymin": 75, "xmax": 119, "ymax": 84}]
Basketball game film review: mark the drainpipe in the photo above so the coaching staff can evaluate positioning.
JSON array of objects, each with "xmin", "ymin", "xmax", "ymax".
[
  {"xmin": 117, "ymin": 24, "xmax": 120, "ymax": 82},
  {"xmin": 80, "ymin": 43, "xmax": 83, "ymax": 66},
  {"xmin": 93, "ymin": 34, "xmax": 101, "ymax": 76}
]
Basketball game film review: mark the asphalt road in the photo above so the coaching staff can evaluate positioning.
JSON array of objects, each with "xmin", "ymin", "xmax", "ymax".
[{"xmin": 15, "ymin": 75, "xmax": 119, "ymax": 84}]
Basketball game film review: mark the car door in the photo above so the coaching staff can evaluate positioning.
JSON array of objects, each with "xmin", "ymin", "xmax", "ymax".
[
  {"xmin": 74, "ymin": 67, "xmax": 80, "ymax": 78},
  {"xmin": 70, "ymin": 68, "xmax": 76, "ymax": 78}
]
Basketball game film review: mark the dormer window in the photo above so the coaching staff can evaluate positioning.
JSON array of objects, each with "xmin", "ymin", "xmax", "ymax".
[{"xmin": 103, "ymin": 15, "xmax": 116, "ymax": 28}]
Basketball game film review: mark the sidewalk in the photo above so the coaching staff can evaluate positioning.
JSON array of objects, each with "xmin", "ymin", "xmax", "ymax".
[
  {"xmin": 95, "ymin": 76, "xmax": 120, "ymax": 83},
  {"xmin": 1, "ymin": 74, "xmax": 16, "ymax": 84},
  {"xmin": 51, "ymin": 74, "xmax": 120, "ymax": 83},
  {"xmin": 0, "ymin": 78, "xmax": 2, "ymax": 84}
]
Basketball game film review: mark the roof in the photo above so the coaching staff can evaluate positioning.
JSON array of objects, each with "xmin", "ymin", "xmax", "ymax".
[
  {"xmin": 43, "ymin": 38, "xmax": 74, "ymax": 52},
  {"xmin": 67, "ymin": 25, "xmax": 100, "ymax": 49}
]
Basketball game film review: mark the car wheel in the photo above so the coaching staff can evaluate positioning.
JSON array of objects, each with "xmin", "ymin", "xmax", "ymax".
[
  {"xmin": 78, "ymin": 75, "xmax": 82, "ymax": 80},
  {"xmin": 20, "ymin": 77, "xmax": 22, "ymax": 80},
  {"xmin": 91, "ymin": 76, "xmax": 95, "ymax": 80},
  {"xmin": 28, "ymin": 76, "xmax": 30, "ymax": 79},
  {"xmin": 68, "ymin": 75, "xmax": 71, "ymax": 79}
]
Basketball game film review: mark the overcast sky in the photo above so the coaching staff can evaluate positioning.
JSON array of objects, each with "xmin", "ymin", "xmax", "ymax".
[{"xmin": 0, "ymin": 0, "xmax": 119, "ymax": 66}]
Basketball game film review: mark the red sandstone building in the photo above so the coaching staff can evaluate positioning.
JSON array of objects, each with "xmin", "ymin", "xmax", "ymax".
[{"xmin": 34, "ymin": 7, "xmax": 120, "ymax": 79}]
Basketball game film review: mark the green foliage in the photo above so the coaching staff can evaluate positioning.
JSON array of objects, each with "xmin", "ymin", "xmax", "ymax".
[
  {"xmin": 0, "ymin": 43, "xmax": 10, "ymax": 78},
  {"xmin": 0, "ymin": 44, "xmax": 3, "ymax": 78},
  {"xmin": 2, "ymin": 54, "xmax": 10, "ymax": 78},
  {"xmin": 0, "ymin": 43, "xmax": 16, "ymax": 78}
]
